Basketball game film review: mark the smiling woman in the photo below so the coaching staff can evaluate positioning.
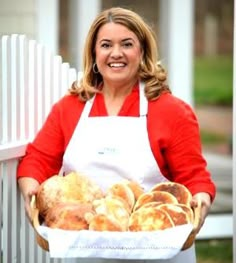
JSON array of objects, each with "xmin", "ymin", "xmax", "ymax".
[{"xmin": 17, "ymin": 7, "xmax": 216, "ymax": 263}]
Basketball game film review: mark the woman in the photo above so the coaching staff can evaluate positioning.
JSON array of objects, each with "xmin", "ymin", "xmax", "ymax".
[{"xmin": 17, "ymin": 7, "xmax": 216, "ymax": 263}]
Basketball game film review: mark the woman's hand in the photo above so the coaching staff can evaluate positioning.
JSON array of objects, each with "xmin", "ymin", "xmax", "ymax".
[
  {"xmin": 18, "ymin": 177, "xmax": 40, "ymax": 224},
  {"xmin": 191, "ymin": 192, "xmax": 212, "ymax": 234}
]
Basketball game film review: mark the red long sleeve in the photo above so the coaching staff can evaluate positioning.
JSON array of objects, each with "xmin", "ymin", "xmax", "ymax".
[{"xmin": 17, "ymin": 90, "xmax": 216, "ymax": 200}]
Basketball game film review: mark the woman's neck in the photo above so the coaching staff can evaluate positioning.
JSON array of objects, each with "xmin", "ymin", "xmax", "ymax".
[
  {"xmin": 102, "ymin": 79, "xmax": 138, "ymax": 99},
  {"xmin": 102, "ymin": 80, "xmax": 138, "ymax": 115}
]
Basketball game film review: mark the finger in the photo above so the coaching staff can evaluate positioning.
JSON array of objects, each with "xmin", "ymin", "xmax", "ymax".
[{"xmin": 190, "ymin": 199, "xmax": 198, "ymax": 208}]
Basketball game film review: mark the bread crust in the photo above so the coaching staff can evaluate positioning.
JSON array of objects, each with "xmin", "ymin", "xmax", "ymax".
[
  {"xmin": 158, "ymin": 204, "xmax": 189, "ymax": 226},
  {"xmin": 133, "ymin": 190, "xmax": 178, "ymax": 211},
  {"xmin": 44, "ymin": 202, "xmax": 94, "ymax": 230},
  {"xmin": 129, "ymin": 207, "xmax": 174, "ymax": 231},
  {"xmin": 150, "ymin": 182, "xmax": 192, "ymax": 205},
  {"xmin": 36, "ymin": 172, "xmax": 104, "ymax": 217}
]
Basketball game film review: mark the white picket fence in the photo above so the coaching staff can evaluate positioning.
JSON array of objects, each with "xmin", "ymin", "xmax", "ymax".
[{"xmin": 0, "ymin": 34, "xmax": 78, "ymax": 263}]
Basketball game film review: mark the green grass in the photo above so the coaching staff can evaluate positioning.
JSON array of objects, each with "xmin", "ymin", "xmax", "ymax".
[
  {"xmin": 196, "ymin": 239, "xmax": 233, "ymax": 263},
  {"xmin": 194, "ymin": 55, "xmax": 233, "ymax": 106},
  {"xmin": 200, "ymin": 130, "xmax": 228, "ymax": 144}
]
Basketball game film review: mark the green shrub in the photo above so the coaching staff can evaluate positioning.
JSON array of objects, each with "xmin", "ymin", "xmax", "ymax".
[{"xmin": 194, "ymin": 55, "xmax": 233, "ymax": 106}]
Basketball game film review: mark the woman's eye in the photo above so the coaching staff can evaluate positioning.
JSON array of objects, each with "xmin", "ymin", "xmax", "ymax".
[
  {"xmin": 123, "ymin": 42, "xmax": 133, "ymax": 47},
  {"xmin": 101, "ymin": 43, "xmax": 110, "ymax": 48}
]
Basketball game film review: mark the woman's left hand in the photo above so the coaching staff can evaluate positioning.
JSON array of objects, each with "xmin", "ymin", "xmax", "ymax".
[{"xmin": 191, "ymin": 192, "xmax": 212, "ymax": 234}]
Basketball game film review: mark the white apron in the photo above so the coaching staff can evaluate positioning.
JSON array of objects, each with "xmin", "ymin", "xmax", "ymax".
[{"xmin": 62, "ymin": 82, "xmax": 196, "ymax": 263}]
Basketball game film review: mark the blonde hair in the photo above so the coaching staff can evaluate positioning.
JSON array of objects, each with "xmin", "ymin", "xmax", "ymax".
[{"xmin": 69, "ymin": 7, "xmax": 170, "ymax": 101}]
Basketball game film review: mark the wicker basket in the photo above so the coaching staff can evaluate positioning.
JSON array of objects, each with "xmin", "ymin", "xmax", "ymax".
[
  {"xmin": 31, "ymin": 196, "xmax": 50, "ymax": 251},
  {"xmin": 30, "ymin": 196, "xmax": 201, "ymax": 253}
]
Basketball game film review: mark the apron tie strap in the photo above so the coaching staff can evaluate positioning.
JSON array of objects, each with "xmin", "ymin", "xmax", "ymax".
[{"xmin": 139, "ymin": 82, "xmax": 148, "ymax": 117}]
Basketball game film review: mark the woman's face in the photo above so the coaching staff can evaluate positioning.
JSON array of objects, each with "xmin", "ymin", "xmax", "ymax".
[{"xmin": 95, "ymin": 22, "xmax": 142, "ymax": 86}]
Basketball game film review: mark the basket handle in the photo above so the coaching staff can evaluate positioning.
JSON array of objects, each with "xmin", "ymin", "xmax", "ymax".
[
  {"xmin": 182, "ymin": 198, "xmax": 202, "ymax": 250},
  {"xmin": 192, "ymin": 197, "xmax": 202, "ymax": 232},
  {"xmin": 30, "ymin": 195, "xmax": 40, "ymax": 229}
]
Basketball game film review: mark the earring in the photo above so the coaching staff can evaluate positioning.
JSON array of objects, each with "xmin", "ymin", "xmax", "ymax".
[
  {"xmin": 93, "ymin": 63, "xmax": 99, "ymax": 74},
  {"xmin": 140, "ymin": 60, "xmax": 145, "ymax": 69}
]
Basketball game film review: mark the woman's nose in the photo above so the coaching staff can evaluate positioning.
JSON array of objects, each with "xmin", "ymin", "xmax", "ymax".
[{"xmin": 110, "ymin": 45, "xmax": 123, "ymax": 58}]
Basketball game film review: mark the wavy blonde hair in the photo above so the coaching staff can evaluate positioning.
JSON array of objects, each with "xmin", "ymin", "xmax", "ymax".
[{"xmin": 69, "ymin": 7, "xmax": 170, "ymax": 101}]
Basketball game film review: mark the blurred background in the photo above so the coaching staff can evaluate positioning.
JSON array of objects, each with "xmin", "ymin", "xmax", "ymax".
[{"xmin": 0, "ymin": 0, "xmax": 233, "ymax": 262}]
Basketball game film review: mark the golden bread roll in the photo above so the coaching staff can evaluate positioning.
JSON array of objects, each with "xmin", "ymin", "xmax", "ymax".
[
  {"xmin": 158, "ymin": 204, "xmax": 189, "ymax": 226},
  {"xmin": 93, "ymin": 196, "xmax": 130, "ymax": 231},
  {"xmin": 65, "ymin": 172, "xmax": 104, "ymax": 201},
  {"xmin": 175, "ymin": 204, "xmax": 194, "ymax": 223},
  {"xmin": 128, "ymin": 207, "xmax": 174, "ymax": 231},
  {"xmin": 123, "ymin": 180, "xmax": 145, "ymax": 201},
  {"xmin": 133, "ymin": 190, "xmax": 178, "ymax": 211},
  {"xmin": 138, "ymin": 201, "xmax": 163, "ymax": 209},
  {"xmin": 150, "ymin": 182, "xmax": 192, "ymax": 205},
  {"xmin": 88, "ymin": 214, "xmax": 124, "ymax": 231},
  {"xmin": 36, "ymin": 172, "xmax": 104, "ymax": 217},
  {"xmin": 106, "ymin": 182, "xmax": 135, "ymax": 213},
  {"xmin": 44, "ymin": 202, "xmax": 94, "ymax": 230}
]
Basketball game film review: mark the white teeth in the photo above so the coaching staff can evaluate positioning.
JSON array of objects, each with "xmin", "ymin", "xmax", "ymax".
[{"xmin": 109, "ymin": 63, "xmax": 125, "ymax": 67}]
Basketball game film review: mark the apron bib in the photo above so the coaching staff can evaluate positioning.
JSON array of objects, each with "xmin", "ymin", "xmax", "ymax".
[{"xmin": 62, "ymin": 82, "xmax": 196, "ymax": 263}]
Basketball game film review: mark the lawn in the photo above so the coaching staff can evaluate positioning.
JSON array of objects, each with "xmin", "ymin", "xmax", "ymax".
[
  {"xmin": 194, "ymin": 55, "xmax": 233, "ymax": 106},
  {"xmin": 194, "ymin": 55, "xmax": 233, "ymax": 147},
  {"xmin": 193, "ymin": 56, "xmax": 233, "ymax": 262},
  {"xmin": 196, "ymin": 239, "xmax": 233, "ymax": 263}
]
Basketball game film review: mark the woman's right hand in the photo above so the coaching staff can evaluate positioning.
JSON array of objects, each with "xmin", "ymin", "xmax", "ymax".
[{"xmin": 18, "ymin": 177, "xmax": 40, "ymax": 224}]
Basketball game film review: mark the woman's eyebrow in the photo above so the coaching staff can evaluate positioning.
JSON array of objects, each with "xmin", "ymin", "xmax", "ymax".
[
  {"xmin": 121, "ymin": 38, "xmax": 135, "ymax": 42},
  {"xmin": 99, "ymin": 37, "xmax": 135, "ymax": 43}
]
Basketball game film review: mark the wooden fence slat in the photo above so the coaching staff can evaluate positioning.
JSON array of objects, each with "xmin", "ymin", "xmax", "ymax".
[
  {"xmin": 27, "ymin": 39, "xmax": 36, "ymax": 140},
  {"xmin": 52, "ymin": 55, "xmax": 62, "ymax": 104},
  {"xmin": 2, "ymin": 161, "xmax": 11, "ymax": 262},
  {"xmin": 61, "ymin": 62, "xmax": 70, "ymax": 96},
  {"xmin": 35, "ymin": 43, "xmax": 43, "ymax": 132},
  {"xmin": 1, "ymin": 35, "xmax": 9, "ymax": 144},
  {"xmin": 19, "ymin": 35, "xmax": 27, "ymax": 140},
  {"xmin": 10, "ymin": 35, "xmax": 18, "ymax": 142}
]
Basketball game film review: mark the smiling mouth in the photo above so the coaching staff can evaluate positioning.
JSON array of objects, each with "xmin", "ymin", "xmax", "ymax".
[{"xmin": 108, "ymin": 63, "xmax": 126, "ymax": 68}]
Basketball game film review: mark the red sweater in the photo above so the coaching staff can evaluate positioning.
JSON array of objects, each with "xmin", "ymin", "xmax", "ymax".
[{"xmin": 17, "ymin": 88, "xmax": 216, "ymax": 200}]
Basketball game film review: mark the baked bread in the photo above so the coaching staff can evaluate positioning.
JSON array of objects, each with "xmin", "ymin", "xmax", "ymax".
[
  {"xmin": 158, "ymin": 204, "xmax": 189, "ymax": 226},
  {"xmin": 92, "ymin": 196, "xmax": 130, "ymax": 231},
  {"xmin": 87, "ymin": 214, "xmax": 124, "ymax": 231},
  {"xmin": 106, "ymin": 182, "xmax": 135, "ymax": 213},
  {"xmin": 129, "ymin": 206, "xmax": 174, "ymax": 231},
  {"xmin": 150, "ymin": 182, "xmax": 192, "ymax": 205},
  {"xmin": 37, "ymin": 179, "xmax": 195, "ymax": 236},
  {"xmin": 36, "ymin": 172, "xmax": 104, "ymax": 217},
  {"xmin": 175, "ymin": 204, "xmax": 194, "ymax": 223},
  {"xmin": 123, "ymin": 180, "xmax": 145, "ymax": 201},
  {"xmin": 133, "ymin": 190, "xmax": 178, "ymax": 211},
  {"xmin": 44, "ymin": 202, "xmax": 94, "ymax": 230}
]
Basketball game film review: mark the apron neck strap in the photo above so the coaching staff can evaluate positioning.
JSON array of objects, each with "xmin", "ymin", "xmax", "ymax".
[
  {"xmin": 82, "ymin": 81, "xmax": 147, "ymax": 118},
  {"xmin": 139, "ymin": 81, "xmax": 148, "ymax": 116}
]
